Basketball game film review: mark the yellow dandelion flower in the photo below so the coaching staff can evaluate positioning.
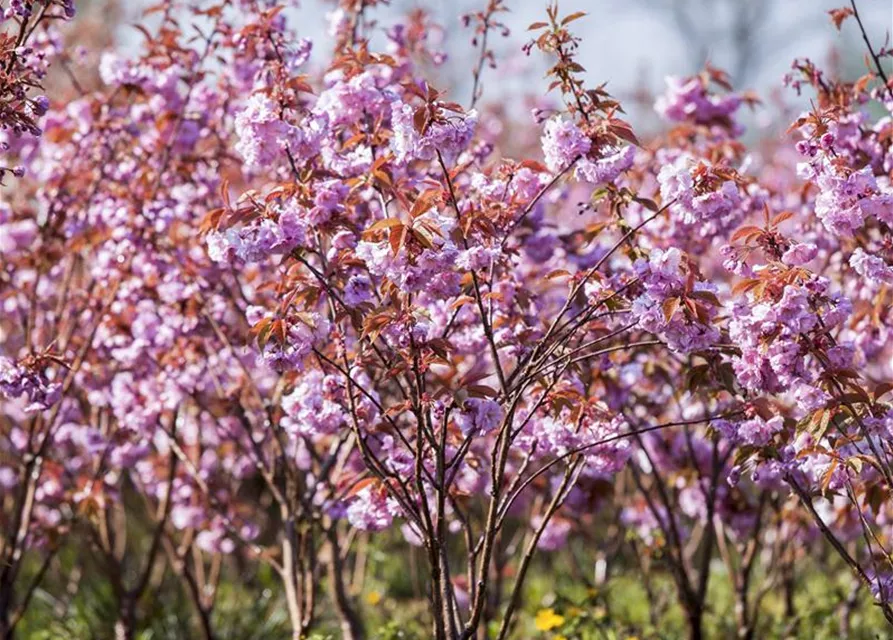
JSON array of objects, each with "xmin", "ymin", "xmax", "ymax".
[{"xmin": 534, "ymin": 608, "xmax": 565, "ymax": 631}]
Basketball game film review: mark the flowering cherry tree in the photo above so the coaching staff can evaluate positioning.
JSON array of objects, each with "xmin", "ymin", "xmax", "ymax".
[{"xmin": 2, "ymin": 0, "xmax": 893, "ymax": 638}]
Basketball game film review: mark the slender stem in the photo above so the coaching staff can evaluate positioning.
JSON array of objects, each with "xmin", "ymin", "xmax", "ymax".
[{"xmin": 849, "ymin": 0, "xmax": 892, "ymax": 100}]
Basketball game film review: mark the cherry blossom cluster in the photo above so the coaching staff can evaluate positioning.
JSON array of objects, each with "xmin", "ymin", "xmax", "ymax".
[{"xmin": 2, "ymin": 0, "xmax": 893, "ymax": 638}]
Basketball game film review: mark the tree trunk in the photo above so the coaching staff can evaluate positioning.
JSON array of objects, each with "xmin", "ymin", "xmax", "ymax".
[
  {"xmin": 114, "ymin": 598, "xmax": 137, "ymax": 640},
  {"xmin": 281, "ymin": 520, "xmax": 307, "ymax": 640},
  {"xmin": 0, "ymin": 585, "xmax": 13, "ymax": 640},
  {"xmin": 0, "ymin": 610, "xmax": 11, "ymax": 640},
  {"xmin": 686, "ymin": 606, "xmax": 703, "ymax": 640},
  {"xmin": 325, "ymin": 526, "xmax": 365, "ymax": 640},
  {"xmin": 734, "ymin": 584, "xmax": 754, "ymax": 639}
]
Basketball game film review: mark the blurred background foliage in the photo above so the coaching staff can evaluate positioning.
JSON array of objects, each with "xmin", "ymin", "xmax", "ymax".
[{"xmin": 14, "ymin": 524, "xmax": 887, "ymax": 638}]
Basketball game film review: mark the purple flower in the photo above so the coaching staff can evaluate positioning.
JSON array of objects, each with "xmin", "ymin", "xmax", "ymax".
[
  {"xmin": 344, "ymin": 274, "xmax": 373, "ymax": 306},
  {"xmin": 32, "ymin": 95, "xmax": 49, "ymax": 116},
  {"xmin": 541, "ymin": 116, "xmax": 590, "ymax": 173},
  {"xmin": 533, "ymin": 516, "xmax": 571, "ymax": 551},
  {"xmin": 575, "ymin": 145, "xmax": 635, "ymax": 186},
  {"xmin": 737, "ymin": 416, "xmax": 783, "ymax": 447},
  {"xmin": 782, "ymin": 243, "xmax": 818, "ymax": 266},
  {"xmin": 655, "ymin": 75, "xmax": 743, "ymax": 135},
  {"xmin": 346, "ymin": 485, "xmax": 399, "ymax": 531},
  {"xmin": 234, "ymin": 93, "xmax": 318, "ymax": 171},
  {"xmin": 390, "ymin": 100, "xmax": 478, "ymax": 165},
  {"xmin": 454, "ymin": 398, "xmax": 503, "ymax": 437},
  {"xmin": 0, "ymin": 356, "xmax": 61, "ymax": 412},
  {"xmin": 850, "ymin": 248, "xmax": 893, "ymax": 284}
]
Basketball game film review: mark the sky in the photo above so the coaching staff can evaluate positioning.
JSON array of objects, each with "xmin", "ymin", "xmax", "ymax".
[
  {"xmin": 117, "ymin": 0, "xmax": 893, "ymax": 125},
  {"xmin": 279, "ymin": 0, "xmax": 892, "ymax": 99}
]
